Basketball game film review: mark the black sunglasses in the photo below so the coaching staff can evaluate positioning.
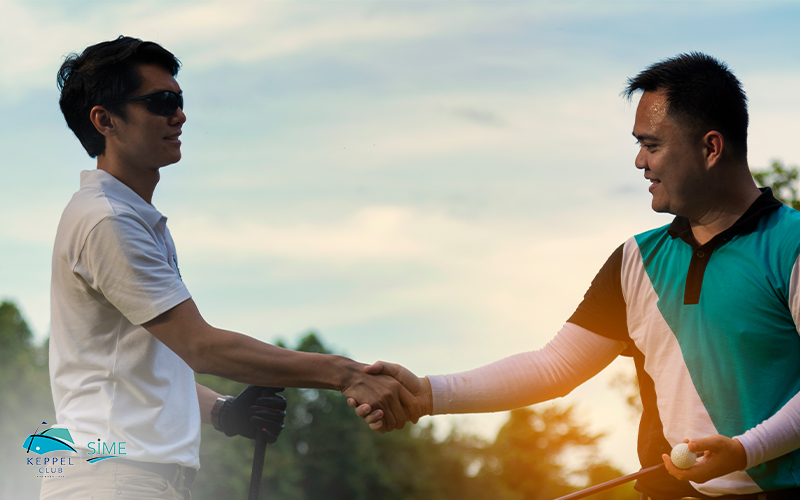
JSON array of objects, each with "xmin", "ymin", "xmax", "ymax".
[{"xmin": 106, "ymin": 90, "xmax": 183, "ymax": 116}]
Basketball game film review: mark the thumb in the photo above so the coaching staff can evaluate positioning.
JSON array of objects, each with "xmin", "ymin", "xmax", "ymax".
[
  {"xmin": 363, "ymin": 361, "xmax": 389, "ymax": 375},
  {"xmin": 688, "ymin": 437, "xmax": 710, "ymax": 453},
  {"xmin": 369, "ymin": 362, "xmax": 411, "ymax": 385}
]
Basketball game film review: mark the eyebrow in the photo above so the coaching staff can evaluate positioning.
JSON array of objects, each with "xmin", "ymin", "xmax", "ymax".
[{"xmin": 632, "ymin": 132, "xmax": 658, "ymax": 142}]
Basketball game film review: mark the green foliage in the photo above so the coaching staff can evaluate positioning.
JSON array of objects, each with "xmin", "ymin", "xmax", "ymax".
[
  {"xmin": 0, "ymin": 301, "xmax": 55, "ymax": 499},
  {"xmin": 470, "ymin": 406, "xmax": 635, "ymax": 500},
  {"xmin": 583, "ymin": 462, "xmax": 640, "ymax": 500},
  {"xmin": 476, "ymin": 406, "xmax": 601, "ymax": 500},
  {"xmin": 752, "ymin": 160, "xmax": 800, "ymax": 210}
]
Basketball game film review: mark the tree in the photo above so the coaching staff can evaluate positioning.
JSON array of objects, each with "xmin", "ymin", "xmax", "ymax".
[
  {"xmin": 752, "ymin": 160, "xmax": 800, "ymax": 209},
  {"xmin": 473, "ymin": 406, "xmax": 638, "ymax": 500},
  {"xmin": 0, "ymin": 301, "xmax": 55, "ymax": 500}
]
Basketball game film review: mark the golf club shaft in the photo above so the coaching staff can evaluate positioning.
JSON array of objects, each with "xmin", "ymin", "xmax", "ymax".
[
  {"xmin": 248, "ymin": 430, "xmax": 268, "ymax": 500},
  {"xmin": 552, "ymin": 463, "xmax": 665, "ymax": 500}
]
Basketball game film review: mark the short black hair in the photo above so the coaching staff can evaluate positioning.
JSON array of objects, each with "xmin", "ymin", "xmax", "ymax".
[
  {"xmin": 623, "ymin": 52, "xmax": 748, "ymax": 161},
  {"xmin": 57, "ymin": 36, "xmax": 181, "ymax": 158}
]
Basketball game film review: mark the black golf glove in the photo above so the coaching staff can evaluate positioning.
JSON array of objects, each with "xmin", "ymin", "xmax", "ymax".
[{"xmin": 218, "ymin": 386, "xmax": 286, "ymax": 443}]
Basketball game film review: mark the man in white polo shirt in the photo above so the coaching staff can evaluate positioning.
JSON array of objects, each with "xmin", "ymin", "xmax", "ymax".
[{"xmin": 43, "ymin": 36, "xmax": 421, "ymax": 500}]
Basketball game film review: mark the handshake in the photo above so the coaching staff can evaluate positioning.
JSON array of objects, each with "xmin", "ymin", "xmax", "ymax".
[{"xmin": 343, "ymin": 361, "xmax": 433, "ymax": 433}]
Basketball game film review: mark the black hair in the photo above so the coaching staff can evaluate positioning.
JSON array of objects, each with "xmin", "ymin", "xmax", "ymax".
[
  {"xmin": 623, "ymin": 52, "xmax": 748, "ymax": 161},
  {"xmin": 57, "ymin": 36, "xmax": 181, "ymax": 158}
]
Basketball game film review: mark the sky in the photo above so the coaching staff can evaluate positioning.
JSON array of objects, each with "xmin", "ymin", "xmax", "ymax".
[{"xmin": 3, "ymin": 0, "xmax": 800, "ymax": 475}]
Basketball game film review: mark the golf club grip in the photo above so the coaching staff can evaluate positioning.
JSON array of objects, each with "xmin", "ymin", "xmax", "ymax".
[
  {"xmin": 551, "ymin": 462, "xmax": 665, "ymax": 500},
  {"xmin": 248, "ymin": 430, "xmax": 268, "ymax": 500}
]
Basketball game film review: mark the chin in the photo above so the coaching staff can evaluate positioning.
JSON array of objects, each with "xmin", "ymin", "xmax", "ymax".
[
  {"xmin": 162, "ymin": 153, "xmax": 182, "ymax": 167},
  {"xmin": 650, "ymin": 200, "xmax": 671, "ymax": 214}
]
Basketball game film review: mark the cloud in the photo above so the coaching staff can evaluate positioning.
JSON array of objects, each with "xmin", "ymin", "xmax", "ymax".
[
  {"xmin": 0, "ymin": 0, "xmax": 646, "ymax": 101},
  {"xmin": 451, "ymin": 107, "xmax": 506, "ymax": 127},
  {"xmin": 169, "ymin": 4, "xmax": 445, "ymax": 67},
  {"xmin": 172, "ymin": 203, "xmax": 637, "ymax": 335},
  {"xmin": 176, "ymin": 205, "xmax": 477, "ymax": 263},
  {"xmin": 0, "ymin": 1, "xmax": 461, "ymax": 98}
]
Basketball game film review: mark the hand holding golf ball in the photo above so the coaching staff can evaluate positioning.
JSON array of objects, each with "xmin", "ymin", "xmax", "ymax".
[
  {"xmin": 663, "ymin": 436, "xmax": 747, "ymax": 483},
  {"xmin": 670, "ymin": 442, "xmax": 697, "ymax": 469}
]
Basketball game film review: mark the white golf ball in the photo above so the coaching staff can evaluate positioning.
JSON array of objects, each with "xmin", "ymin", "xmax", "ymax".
[{"xmin": 671, "ymin": 443, "xmax": 697, "ymax": 469}]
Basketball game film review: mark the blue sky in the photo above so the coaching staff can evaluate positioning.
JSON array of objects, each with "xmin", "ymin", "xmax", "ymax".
[{"xmin": 3, "ymin": 0, "xmax": 800, "ymax": 473}]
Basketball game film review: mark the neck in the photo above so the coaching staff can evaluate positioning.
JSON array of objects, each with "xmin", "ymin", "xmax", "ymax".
[
  {"xmin": 687, "ymin": 175, "xmax": 762, "ymax": 246},
  {"xmin": 96, "ymin": 154, "xmax": 159, "ymax": 205}
]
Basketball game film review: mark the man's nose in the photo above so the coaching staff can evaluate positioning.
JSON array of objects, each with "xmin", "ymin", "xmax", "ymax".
[
  {"xmin": 634, "ymin": 147, "xmax": 646, "ymax": 170},
  {"xmin": 171, "ymin": 106, "xmax": 186, "ymax": 125}
]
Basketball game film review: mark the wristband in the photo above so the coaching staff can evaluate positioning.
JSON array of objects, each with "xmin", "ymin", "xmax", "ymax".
[{"xmin": 211, "ymin": 396, "xmax": 234, "ymax": 432}]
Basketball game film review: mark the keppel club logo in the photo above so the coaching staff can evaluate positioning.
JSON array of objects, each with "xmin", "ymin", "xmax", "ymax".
[
  {"xmin": 23, "ymin": 421, "xmax": 77, "ymax": 477},
  {"xmin": 23, "ymin": 421, "xmax": 76, "ymax": 455}
]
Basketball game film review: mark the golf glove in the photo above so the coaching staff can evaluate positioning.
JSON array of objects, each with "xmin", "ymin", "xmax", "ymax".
[{"xmin": 219, "ymin": 386, "xmax": 286, "ymax": 443}]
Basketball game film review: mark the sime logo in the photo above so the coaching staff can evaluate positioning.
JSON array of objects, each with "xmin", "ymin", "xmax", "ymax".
[
  {"xmin": 22, "ymin": 421, "xmax": 77, "ymax": 477},
  {"xmin": 87, "ymin": 438, "xmax": 127, "ymax": 463}
]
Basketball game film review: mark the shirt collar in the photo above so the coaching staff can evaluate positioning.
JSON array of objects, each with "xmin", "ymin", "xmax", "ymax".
[
  {"xmin": 667, "ymin": 187, "xmax": 784, "ymax": 248},
  {"xmin": 80, "ymin": 169, "xmax": 165, "ymax": 229}
]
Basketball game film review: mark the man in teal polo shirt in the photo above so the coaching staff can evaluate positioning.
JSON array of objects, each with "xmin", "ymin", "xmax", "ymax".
[{"xmin": 352, "ymin": 53, "xmax": 800, "ymax": 500}]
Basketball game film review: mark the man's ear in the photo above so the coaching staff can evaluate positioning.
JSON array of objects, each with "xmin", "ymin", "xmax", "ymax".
[
  {"xmin": 89, "ymin": 105, "xmax": 119, "ymax": 138},
  {"xmin": 702, "ymin": 130, "xmax": 724, "ymax": 169}
]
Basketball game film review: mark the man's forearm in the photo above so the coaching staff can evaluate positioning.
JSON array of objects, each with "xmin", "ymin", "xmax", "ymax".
[
  {"xmin": 145, "ymin": 299, "xmax": 421, "ymax": 430},
  {"xmin": 193, "ymin": 327, "xmax": 356, "ymax": 390},
  {"xmin": 145, "ymin": 299, "xmax": 354, "ymax": 390},
  {"xmin": 427, "ymin": 322, "xmax": 624, "ymax": 414}
]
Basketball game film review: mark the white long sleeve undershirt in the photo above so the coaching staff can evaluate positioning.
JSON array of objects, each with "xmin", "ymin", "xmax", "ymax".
[
  {"xmin": 735, "ymin": 390, "xmax": 800, "ymax": 470},
  {"xmin": 428, "ymin": 323, "xmax": 625, "ymax": 414},
  {"xmin": 428, "ymin": 322, "xmax": 800, "ymax": 470}
]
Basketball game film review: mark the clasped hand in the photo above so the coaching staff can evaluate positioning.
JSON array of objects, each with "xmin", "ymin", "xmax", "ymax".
[{"xmin": 345, "ymin": 361, "xmax": 432, "ymax": 432}]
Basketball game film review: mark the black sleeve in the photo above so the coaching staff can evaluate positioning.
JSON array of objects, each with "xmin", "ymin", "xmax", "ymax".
[{"xmin": 567, "ymin": 243, "xmax": 630, "ymax": 342}]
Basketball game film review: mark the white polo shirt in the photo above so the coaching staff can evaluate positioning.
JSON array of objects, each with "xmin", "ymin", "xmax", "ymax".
[{"xmin": 50, "ymin": 169, "xmax": 199, "ymax": 468}]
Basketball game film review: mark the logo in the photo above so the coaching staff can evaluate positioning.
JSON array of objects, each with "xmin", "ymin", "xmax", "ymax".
[
  {"xmin": 21, "ymin": 421, "xmax": 128, "ymax": 478},
  {"xmin": 22, "ymin": 421, "xmax": 77, "ymax": 455},
  {"xmin": 87, "ymin": 438, "xmax": 127, "ymax": 463},
  {"xmin": 22, "ymin": 421, "xmax": 77, "ymax": 478}
]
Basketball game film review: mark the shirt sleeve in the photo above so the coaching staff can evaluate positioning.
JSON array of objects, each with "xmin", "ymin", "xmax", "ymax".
[
  {"xmin": 74, "ymin": 215, "xmax": 191, "ymax": 325},
  {"xmin": 428, "ymin": 323, "xmax": 625, "ymax": 415},
  {"xmin": 736, "ymin": 390, "xmax": 800, "ymax": 469},
  {"xmin": 567, "ymin": 243, "xmax": 630, "ymax": 342}
]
